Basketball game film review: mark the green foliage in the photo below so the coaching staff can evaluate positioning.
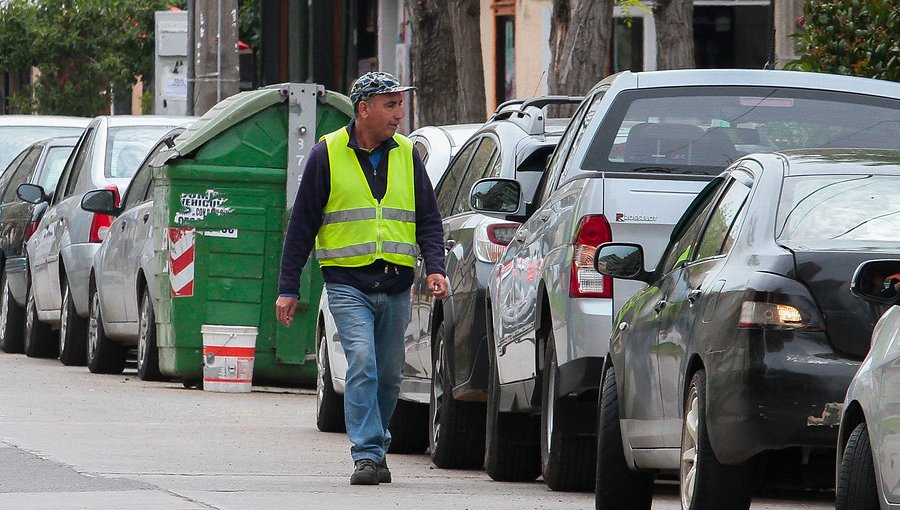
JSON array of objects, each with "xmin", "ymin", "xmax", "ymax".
[
  {"xmin": 0, "ymin": 0, "xmax": 173, "ymax": 115},
  {"xmin": 238, "ymin": 0, "xmax": 260, "ymax": 51},
  {"xmin": 789, "ymin": 0, "xmax": 899, "ymax": 81}
]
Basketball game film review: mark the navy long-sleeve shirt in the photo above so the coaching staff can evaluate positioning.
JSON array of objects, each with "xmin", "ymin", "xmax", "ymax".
[{"xmin": 278, "ymin": 119, "xmax": 446, "ymax": 296}]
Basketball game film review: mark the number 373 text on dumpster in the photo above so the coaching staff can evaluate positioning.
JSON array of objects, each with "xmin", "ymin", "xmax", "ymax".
[{"xmin": 174, "ymin": 190, "xmax": 233, "ymax": 224}]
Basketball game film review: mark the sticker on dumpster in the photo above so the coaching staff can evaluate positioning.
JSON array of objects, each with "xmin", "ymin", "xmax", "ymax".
[
  {"xmin": 168, "ymin": 227, "xmax": 195, "ymax": 297},
  {"xmin": 174, "ymin": 190, "xmax": 233, "ymax": 224},
  {"xmin": 202, "ymin": 229, "xmax": 238, "ymax": 238}
]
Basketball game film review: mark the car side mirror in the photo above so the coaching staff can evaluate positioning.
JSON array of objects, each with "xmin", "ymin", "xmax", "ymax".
[
  {"xmin": 80, "ymin": 189, "xmax": 120, "ymax": 216},
  {"xmin": 17, "ymin": 183, "xmax": 48, "ymax": 204},
  {"xmin": 850, "ymin": 259, "xmax": 900, "ymax": 305},
  {"xmin": 594, "ymin": 242, "xmax": 653, "ymax": 283},
  {"xmin": 469, "ymin": 178, "xmax": 526, "ymax": 219}
]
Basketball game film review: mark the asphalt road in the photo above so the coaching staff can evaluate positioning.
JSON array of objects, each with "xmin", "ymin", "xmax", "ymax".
[{"xmin": 0, "ymin": 353, "xmax": 836, "ymax": 510}]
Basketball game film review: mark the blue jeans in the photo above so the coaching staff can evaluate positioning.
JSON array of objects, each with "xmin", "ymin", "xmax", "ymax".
[{"xmin": 325, "ymin": 283, "xmax": 411, "ymax": 462}]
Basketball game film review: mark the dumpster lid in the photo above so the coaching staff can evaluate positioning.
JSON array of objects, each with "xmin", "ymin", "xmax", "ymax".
[{"xmin": 173, "ymin": 87, "xmax": 290, "ymax": 157}]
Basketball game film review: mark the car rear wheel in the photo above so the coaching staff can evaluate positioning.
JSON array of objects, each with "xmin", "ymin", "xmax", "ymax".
[
  {"xmin": 315, "ymin": 326, "xmax": 345, "ymax": 433},
  {"xmin": 594, "ymin": 364, "xmax": 652, "ymax": 510},
  {"xmin": 680, "ymin": 369, "xmax": 750, "ymax": 510},
  {"xmin": 86, "ymin": 286, "xmax": 126, "ymax": 374},
  {"xmin": 136, "ymin": 290, "xmax": 161, "ymax": 381},
  {"xmin": 387, "ymin": 398, "xmax": 428, "ymax": 454},
  {"xmin": 484, "ymin": 336, "xmax": 540, "ymax": 482},
  {"xmin": 0, "ymin": 271, "xmax": 24, "ymax": 353},
  {"xmin": 541, "ymin": 334, "xmax": 595, "ymax": 491},
  {"xmin": 58, "ymin": 281, "xmax": 87, "ymax": 366},
  {"xmin": 836, "ymin": 422, "xmax": 878, "ymax": 510},
  {"xmin": 23, "ymin": 279, "xmax": 56, "ymax": 358},
  {"xmin": 429, "ymin": 321, "xmax": 485, "ymax": 468}
]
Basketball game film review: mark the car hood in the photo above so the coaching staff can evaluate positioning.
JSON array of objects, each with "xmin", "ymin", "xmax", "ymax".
[{"xmin": 787, "ymin": 245, "xmax": 897, "ymax": 358}]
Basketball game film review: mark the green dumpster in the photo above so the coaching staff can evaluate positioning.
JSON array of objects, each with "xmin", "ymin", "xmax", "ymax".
[{"xmin": 153, "ymin": 84, "xmax": 353, "ymax": 386}]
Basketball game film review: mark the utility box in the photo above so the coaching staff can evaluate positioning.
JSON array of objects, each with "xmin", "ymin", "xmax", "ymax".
[
  {"xmin": 152, "ymin": 83, "xmax": 353, "ymax": 386},
  {"xmin": 154, "ymin": 11, "xmax": 188, "ymax": 116}
]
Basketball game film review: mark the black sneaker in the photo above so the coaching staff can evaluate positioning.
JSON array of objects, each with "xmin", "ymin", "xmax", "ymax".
[
  {"xmin": 350, "ymin": 459, "xmax": 379, "ymax": 485},
  {"xmin": 376, "ymin": 458, "xmax": 391, "ymax": 483}
]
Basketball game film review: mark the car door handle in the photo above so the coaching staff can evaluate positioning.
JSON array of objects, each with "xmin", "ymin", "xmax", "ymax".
[
  {"xmin": 515, "ymin": 228, "xmax": 529, "ymax": 242},
  {"xmin": 538, "ymin": 210, "xmax": 550, "ymax": 222},
  {"xmin": 142, "ymin": 213, "xmax": 150, "ymax": 223},
  {"xmin": 654, "ymin": 300, "xmax": 667, "ymax": 314},
  {"xmin": 688, "ymin": 288, "xmax": 702, "ymax": 305},
  {"xmin": 444, "ymin": 239, "xmax": 456, "ymax": 251},
  {"xmin": 120, "ymin": 221, "xmax": 127, "ymax": 231}
]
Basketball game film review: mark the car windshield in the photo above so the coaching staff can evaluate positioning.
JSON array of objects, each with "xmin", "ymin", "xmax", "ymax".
[
  {"xmin": 0, "ymin": 126, "xmax": 83, "ymax": 171},
  {"xmin": 583, "ymin": 87, "xmax": 900, "ymax": 175},
  {"xmin": 776, "ymin": 174, "xmax": 900, "ymax": 247},
  {"xmin": 105, "ymin": 126, "xmax": 173, "ymax": 178}
]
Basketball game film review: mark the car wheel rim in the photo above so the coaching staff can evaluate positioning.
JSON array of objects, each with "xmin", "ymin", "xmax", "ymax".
[
  {"xmin": 681, "ymin": 388, "xmax": 700, "ymax": 509},
  {"xmin": 60, "ymin": 287, "xmax": 70, "ymax": 354},
  {"xmin": 0, "ymin": 278, "xmax": 9, "ymax": 338},
  {"xmin": 431, "ymin": 333, "xmax": 444, "ymax": 448},
  {"xmin": 316, "ymin": 334, "xmax": 327, "ymax": 417},
  {"xmin": 137, "ymin": 296, "xmax": 149, "ymax": 369},
  {"xmin": 545, "ymin": 358, "xmax": 555, "ymax": 460},
  {"xmin": 88, "ymin": 291, "xmax": 100, "ymax": 360}
]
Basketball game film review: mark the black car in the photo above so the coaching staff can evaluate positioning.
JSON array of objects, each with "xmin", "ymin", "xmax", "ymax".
[
  {"xmin": 0, "ymin": 136, "xmax": 78, "ymax": 353},
  {"xmin": 592, "ymin": 149, "xmax": 900, "ymax": 510}
]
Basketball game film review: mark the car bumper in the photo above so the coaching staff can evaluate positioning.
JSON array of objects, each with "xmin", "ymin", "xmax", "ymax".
[
  {"xmin": 4, "ymin": 256, "xmax": 27, "ymax": 306},
  {"xmin": 556, "ymin": 297, "xmax": 613, "ymax": 396},
  {"xmin": 705, "ymin": 329, "xmax": 860, "ymax": 465},
  {"xmin": 61, "ymin": 242, "xmax": 100, "ymax": 317}
]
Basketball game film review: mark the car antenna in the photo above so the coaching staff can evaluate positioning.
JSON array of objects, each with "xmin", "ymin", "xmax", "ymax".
[{"xmin": 763, "ymin": 1, "xmax": 777, "ymax": 70}]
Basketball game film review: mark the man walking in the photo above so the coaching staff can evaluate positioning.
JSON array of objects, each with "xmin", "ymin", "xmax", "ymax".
[{"xmin": 276, "ymin": 71, "xmax": 448, "ymax": 485}]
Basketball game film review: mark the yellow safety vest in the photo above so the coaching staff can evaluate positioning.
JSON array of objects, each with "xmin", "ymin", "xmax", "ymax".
[{"xmin": 315, "ymin": 128, "xmax": 417, "ymax": 268}]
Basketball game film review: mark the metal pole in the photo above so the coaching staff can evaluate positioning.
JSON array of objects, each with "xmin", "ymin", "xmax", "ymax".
[
  {"xmin": 187, "ymin": 0, "xmax": 195, "ymax": 115},
  {"xmin": 216, "ymin": 0, "xmax": 222, "ymax": 102}
]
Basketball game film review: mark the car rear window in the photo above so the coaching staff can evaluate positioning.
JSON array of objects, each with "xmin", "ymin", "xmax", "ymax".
[
  {"xmin": 582, "ymin": 87, "xmax": 900, "ymax": 175},
  {"xmin": 776, "ymin": 174, "xmax": 900, "ymax": 245},
  {"xmin": 105, "ymin": 126, "xmax": 174, "ymax": 178},
  {"xmin": 0, "ymin": 126, "xmax": 83, "ymax": 171}
]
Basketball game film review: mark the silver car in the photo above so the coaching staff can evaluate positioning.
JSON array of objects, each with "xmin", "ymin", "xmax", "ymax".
[
  {"xmin": 408, "ymin": 124, "xmax": 482, "ymax": 186},
  {"xmin": 0, "ymin": 116, "xmax": 88, "ymax": 172},
  {"xmin": 80, "ymin": 129, "xmax": 184, "ymax": 377},
  {"xmin": 20, "ymin": 116, "xmax": 195, "ymax": 364},
  {"xmin": 838, "ymin": 259, "xmax": 900, "ymax": 510}
]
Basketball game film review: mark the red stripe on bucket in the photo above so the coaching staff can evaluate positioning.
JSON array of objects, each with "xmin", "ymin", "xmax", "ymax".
[
  {"xmin": 205, "ymin": 377, "xmax": 252, "ymax": 383},
  {"xmin": 203, "ymin": 346, "xmax": 256, "ymax": 357}
]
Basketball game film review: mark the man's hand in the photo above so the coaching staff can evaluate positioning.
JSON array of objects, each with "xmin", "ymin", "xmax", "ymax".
[
  {"xmin": 427, "ymin": 273, "xmax": 449, "ymax": 300},
  {"xmin": 275, "ymin": 295, "xmax": 299, "ymax": 327}
]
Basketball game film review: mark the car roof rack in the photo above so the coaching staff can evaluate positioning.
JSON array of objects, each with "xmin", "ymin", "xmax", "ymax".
[{"xmin": 490, "ymin": 95, "xmax": 584, "ymax": 136}]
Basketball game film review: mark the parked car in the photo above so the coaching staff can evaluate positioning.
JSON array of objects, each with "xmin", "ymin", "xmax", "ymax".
[
  {"xmin": 592, "ymin": 149, "xmax": 900, "ymax": 510},
  {"xmin": 0, "ymin": 136, "xmax": 78, "ymax": 353},
  {"xmin": 408, "ymin": 123, "xmax": 481, "ymax": 186},
  {"xmin": 79, "ymin": 128, "xmax": 184, "ymax": 377},
  {"xmin": 19, "ymin": 115, "xmax": 195, "ymax": 363},
  {"xmin": 837, "ymin": 259, "xmax": 900, "ymax": 510},
  {"xmin": 478, "ymin": 69, "xmax": 900, "ymax": 490},
  {"xmin": 0, "ymin": 116, "xmax": 88, "ymax": 172},
  {"xmin": 314, "ymin": 100, "xmax": 579, "ymax": 464}
]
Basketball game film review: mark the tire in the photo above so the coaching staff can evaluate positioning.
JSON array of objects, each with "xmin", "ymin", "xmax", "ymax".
[
  {"xmin": 387, "ymin": 398, "xmax": 428, "ymax": 454},
  {"xmin": 541, "ymin": 335, "xmax": 596, "ymax": 491},
  {"xmin": 136, "ymin": 290, "xmax": 162, "ymax": 381},
  {"xmin": 836, "ymin": 422, "xmax": 878, "ymax": 510},
  {"xmin": 595, "ymin": 365, "xmax": 652, "ymax": 510},
  {"xmin": 429, "ymin": 322, "xmax": 485, "ymax": 469},
  {"xmin": 86, "ymin": 286, "xmax": 126, "ymax": 374},
  {"xmin": 484, "ymin": 337, "xmax": 540, "ymax": 482},
  {"xmin": 316, "ymin": 327, "xmax": 345, "ymax": 432},
  {"xmin": 680, "ymin": 369, "xmax": 750, "ymax": 510},
  {"xmin": 23, "ymin": 280, "xmax": 56, "ymax": 359},
  {"xmin": 0, "ymin": 271, "xmax": 25, "ymax": 353},
  {"xmin": 58, "ymin": 281, "xmax": 87, "ymax": 366}
]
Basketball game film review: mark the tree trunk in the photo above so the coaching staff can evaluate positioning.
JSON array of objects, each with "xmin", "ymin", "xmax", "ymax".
[
  {"xmin": 548, "ymin": 0, "xmax": 614, "ymax": 97},
  {"xmin": 404, "ymin": 0, "xmax": 459, "ymax": 127},
  {"xmin": 447, "ymin": 0, "xmax": 486, "ymax": 122},
  {"xmin": 655, "ymin": 0, "xmax": 695, "ymax": 70}
]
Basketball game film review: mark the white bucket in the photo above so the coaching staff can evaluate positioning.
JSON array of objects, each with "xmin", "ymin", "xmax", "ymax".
[{"xmin": 200, "ymin": 325, "xmax": 258, "ymax": 393}]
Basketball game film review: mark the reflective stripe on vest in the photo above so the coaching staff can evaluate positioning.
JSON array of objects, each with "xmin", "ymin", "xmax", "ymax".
[{"xmin": 315, "ymin": 128, "xmax": 417, "ymax": 268}]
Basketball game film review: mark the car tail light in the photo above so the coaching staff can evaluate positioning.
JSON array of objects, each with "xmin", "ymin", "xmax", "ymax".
[
  {"xmin": 88, "ymin": 186, "xmax": 120, "ymax": 243},
  {"xmin": 570, "ymin": 215, "xmax": 612, "ymax": 298},
  {"xmin": 474, "ymin": 221, "xmax": 520, "ymax": 263},
  {"xmin": 24, "ymin": 220, "xmax": 40, "ymax": 242},
  {"xmin": 738, "ymin": 301, "xmax": 822, "ymax": 331}
]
